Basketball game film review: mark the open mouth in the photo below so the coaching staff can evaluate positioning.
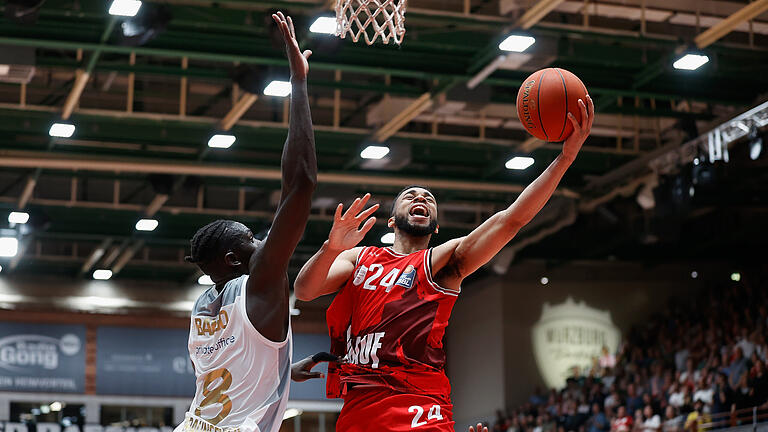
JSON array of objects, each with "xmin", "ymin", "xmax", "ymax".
[{"xmin": 409, "ymin": 204, "xmax": 429, "ymax": 218}]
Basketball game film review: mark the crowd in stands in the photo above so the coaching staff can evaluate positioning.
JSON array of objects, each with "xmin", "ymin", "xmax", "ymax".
[{"xmin": 493, "ymin": 281, "xmax": 768, "ymax": 432}]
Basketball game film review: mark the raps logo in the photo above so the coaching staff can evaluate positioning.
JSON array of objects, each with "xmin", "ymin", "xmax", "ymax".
[{"xmin": 0, "ymin": 333, "xmax": 81, "ymax": 372}]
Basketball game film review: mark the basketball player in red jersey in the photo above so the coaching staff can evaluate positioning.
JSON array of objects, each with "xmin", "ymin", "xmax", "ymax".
[{"xmin": 295, "ymin": 96, "xmax": 594, "ymax": 431}]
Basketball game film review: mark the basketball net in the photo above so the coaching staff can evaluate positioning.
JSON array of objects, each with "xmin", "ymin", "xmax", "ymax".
[{"xmin": 335, "ymin": 0, "xmax": 407, "ymax": 45}]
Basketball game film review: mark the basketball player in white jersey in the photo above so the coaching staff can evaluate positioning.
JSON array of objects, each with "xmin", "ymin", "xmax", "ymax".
[{"xmin": 176, "ymin": 12, "xmax": 321, "ymax": 432}]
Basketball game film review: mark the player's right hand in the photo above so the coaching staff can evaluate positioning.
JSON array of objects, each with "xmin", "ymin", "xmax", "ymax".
[
  {"xmin": 469, "ymin": 423, "xmax": 488, "ymax": 432},
  {"xmin": 272, "ymin": 11, "xmax": 312, "ymax": 82},
  {"xmin": 326, "ymin": 193, "xmax": 379, "ymax": 252}
]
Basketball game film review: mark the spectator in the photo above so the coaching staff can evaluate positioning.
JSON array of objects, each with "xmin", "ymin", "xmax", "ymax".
[
  {"xmin": 640, "ymin": 405, "xmax": 661, "ymax": 432},
  {"xmin": 586, "ymin": 404, "xmax": 611, "ymax": 432},
  {"xmin": 711, "ymin": 372, "xmax": 733, "ymax": 414},
  {"xmin": 626, "ymin": 384, "xmax": 644, "ymax": 414},
  {"xmin": 601, "ymin": 346, "xmax": 617, "ymax": 370},
  {"xmin": 611, "ymin": 406, "xmax": 633, "ymax": 432},
  {"xmin": 683, "ymin": 400, "xmax": 709, "ymax": 432},
  {"xmin": 662, "ymin": 406, "xmax": 683, "ymax": 432},
  {"xmin": 749, "ymin": 359, "xmax": 768, "ymax": 407}
]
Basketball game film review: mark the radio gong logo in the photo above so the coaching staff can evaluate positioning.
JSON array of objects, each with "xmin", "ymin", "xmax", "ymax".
[{"xmin": 532, "ymin": 297, "xmax": 620, "ymax": 388}]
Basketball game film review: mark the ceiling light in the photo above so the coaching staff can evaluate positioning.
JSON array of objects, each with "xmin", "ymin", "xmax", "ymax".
[
  {"xmin": 0, "ymin": 237, "xmax": 18, "ymax": 258},
  {"xmin": 0, "ymin": 65, "xmax": 10, "ymax": 76},
  {"xmin": 264, "ymin": 80, "xmax": 291, "ymax": 97},
  {"xmin": 730, "ymin": 272, "xmax": 741, "ymax": 282},
  {"xmin": 499, "ymin": 35, "xmax": 536, "ymax": 52},
  {"xmin": 109, "ymin": 0, "xmax": 142, "ymax": 17},
  {"xmin": 360, "ymin": 145, "xmax": 390, "ymax": 160},
  {"xmin": 691, "ymin": 271, "xmax": 698, "ymax": 279},
  {"xmin": 381, "ymin": 232, "xmax": 395, "ymax": 244},
  {"xmin": 208, "ymin": 134, "xmax": 236, "ymax": 149},
  {"xmin": 49, "ymin": 402, "xmax": 63, "ymax": 412},
  {"xmin": 540, "ymin": 277, "xmax": 549, "ymax": 285},
  {"xmin": 49, "ymin": 122, "xmax": 75, "ymax": 138},
  {"xmin": 505, "ymin": 156, "xmax": 535, "ymax": 170},
  {"xmin": 198, "ymin": 275, "xmax": 213, "ymax": 285},
  {"xmin": 8, "ymin": 212, "xmax": 29, "ymax": 224},
  {"xmin": 40, "ymin": 405, "xmax": 50, "ymax": 415},
  {"xmin": 750, "ymin": 137, "xmax": 762, "ymax": 161},
  {"xmin": 135, "ymin": 219, "xmax": 158, "ymax": 231},
  {"xmin": 310, "ymin": 16, "xmax": 336, "ymax": 34},
  {"xmin": 673, "ymin": 54, "xmax": 709, "ymax": 71},
  {"xmin": 283, "ymin": 408, "xmax": 303, "ymax": 420},
  {"xmin": 92, "ymin": 269, "xmax": 113, "ymax": 280}
]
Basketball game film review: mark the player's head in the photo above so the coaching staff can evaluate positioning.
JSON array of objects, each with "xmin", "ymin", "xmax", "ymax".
[
  {"xmin": 388, "ymin": 185, "xmax": 439, "ymax": 238},
  {"xmin": 185, "ymin": 219, "xmax": 258, "ymax": 282}
]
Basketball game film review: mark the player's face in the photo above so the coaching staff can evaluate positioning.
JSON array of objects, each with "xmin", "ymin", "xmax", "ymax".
[
  {"xmin": 225, "ymin": 223, "xmax": 259, "ymax": 274},
  {"xmin": 390, "ymin": 187, "xmax": 438, "ymax": 237}
]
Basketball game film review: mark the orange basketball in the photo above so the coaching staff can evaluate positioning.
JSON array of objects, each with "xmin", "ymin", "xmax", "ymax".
[{"xmin": 516, "ymin": 68, "xmax": 589, "ymax": 142}]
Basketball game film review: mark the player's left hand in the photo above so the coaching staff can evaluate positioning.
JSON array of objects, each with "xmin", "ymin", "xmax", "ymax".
[
  {"xmin": 272, "ymin": 11, "xmax": 312, "ymax": 82},
  {"xmin": 469, "ymin": 423, "xmax": 488, "ymax": 432},
  {"xmin": 561, "ymin": 94, "xmax": 594, "ymax": 163},
  {"xmin": 290, "ymin": 352, "xmax": 343, "ymax": 382}
]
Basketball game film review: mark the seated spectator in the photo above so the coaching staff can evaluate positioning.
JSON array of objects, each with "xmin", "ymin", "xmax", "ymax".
[
  {"xmin": 683, "ymin": 400, "xmax": 710, "ymax": 432},
  {"xmin": 627, "ymin": 384, "xmax": 644, "ymax": 414},
  {"xmin": 749, "ymin": 359, "xmax": 768, "ymax": 407},
  {"xmin": 711, "ymin": 372, "xmax": 733, "ymax": 414},
  {"xmin": 668, "ymin": 383, "xmax": 687, "ymax": 408},
  {"xmin": 611, "ymin": 406, "xmax": 633, "ymax": 432},
  {"xmin": 586, "ymin": 404, "xmax": 611, "ymax": 432},
  {"xmin": 662, "ymin": 406, "xmax": 683, "ymax": 432},
  {"xmin": 640, "ymin": 405, "xmax": 661, "ymax": 432},
  {"xmin": 692, "ymin": 377, "xmax": 714, "ymax": 407},
  {"xmin": 728, "ymin": 346, "xmax": 748, "ymax": 389}
]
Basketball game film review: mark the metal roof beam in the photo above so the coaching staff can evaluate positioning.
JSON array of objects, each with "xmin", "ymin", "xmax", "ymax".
[
  {"xmin": 695, "ymin": 0, "xmax": 768, "ymax": 49},
  {"xmin": 0, "ymin": 149, "xmax": 578, "ymax": 197}
]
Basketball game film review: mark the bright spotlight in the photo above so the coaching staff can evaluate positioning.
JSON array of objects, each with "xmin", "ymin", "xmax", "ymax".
[
  {"xmin": 208, "ymin": 134, "xmax": 236, "ymax": 149},
  {"xmin": 49, "ymin": 402, "xmax": 63, "ymax": 412},
  {"xmin": 360, "ymin": 145, "xmax": 390, "ymax": 160},
  {"xmin": 310, "ymin": 16, "xmax": 336, "ymax": 34},
  {"xmin": 109, "ymin": 0, "xmax": 142, "ymax": 17},
  {"xmin": 49, "ymin": 122, "xmax": 76, "ymax": 138},
  {"xmin": 499, "ymin": 35, "xmax": 536, "ymax": 52},
  {"xmin": 691, "ymin": 271, "xmax": 698, "ymax": 279},
  {"xmin": 381, "ymin": 232, "xmax": 395, "ymax": 244},
  {"xmin": 264, "ymin": 80, "xmax": 292, "ymax": 97},
  {"xmin": 750, "ymin": 137, "xmax": 762, "ymax": 161},
  {"xmin": 135, "ymin": 219, "xmax": 158, "ymax": 231},
  {"xmin": 730, "ymin": 272, "xmax": 741, "ymax": 282},
  {"xmin": 8, "ymin": 212, "xmax": 29, "ymax": 224},
  {"xmin": 0, "ymin": 237, "xmax": 19, "ymax": 258},
  {"xmin": 540, "ymin": 277, "xmax": 549, "ymax": 285},
  {"xmin": 92, "ymin": 269, "xmax": 113, "ymax": 281},
  {"xmin": 198, "ymin": 274, "xmax": 214, "ymax": 285},
  {"xmin": 505, "ymin": 156, "xmax": 535, "ymax": 170},
  {"xmin": 673, "ymin": 54, "xmax": 709, "ymax": 71}
]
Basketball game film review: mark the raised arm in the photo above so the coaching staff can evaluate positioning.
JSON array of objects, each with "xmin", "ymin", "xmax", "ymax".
[
  {"xmin": 433, "ymin": 96, "xmax": 594, "ymax": 288},
  {"xmin": 294, "ymin": 194, "xmax": 379, "ymax": 301},
  {"xmin": 247, "ymin": 14, "xmax": 316, "ymax": 296}
]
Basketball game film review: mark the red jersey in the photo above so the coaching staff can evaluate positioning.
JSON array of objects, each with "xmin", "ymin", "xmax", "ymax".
[{"xmin": 326, "ymin": 246, "xmax": 459, "ymax": 399}]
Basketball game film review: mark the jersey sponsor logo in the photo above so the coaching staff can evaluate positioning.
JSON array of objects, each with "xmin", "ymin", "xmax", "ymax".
[
  {"xmin": 395, "ymin": 265, "xmax": 416, "ymax": 289},
  {"xmin": 353, "ymin": 265, "xmax": 368, "ymax": 286},
  {"xmin": 195, "ymin": 336, "xmax": 237, "ymax": 356},
  {"xmin": 194, "ymin": 310, "xmax": 230, "ymax": 337},
  {"xmin": 346, "ymin": 331, "xmax": 385, "ymax": 369}
]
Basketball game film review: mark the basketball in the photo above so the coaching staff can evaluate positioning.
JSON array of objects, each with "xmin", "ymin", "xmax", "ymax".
[{"xmin": 516, "ymin": 68, "xmax": 589, "ymax": 142}]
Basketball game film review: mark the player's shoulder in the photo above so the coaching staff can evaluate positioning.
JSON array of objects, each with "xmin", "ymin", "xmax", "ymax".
[{"xmin": 192, "ymin": 275, "xmax": 247, "ymax": 317}]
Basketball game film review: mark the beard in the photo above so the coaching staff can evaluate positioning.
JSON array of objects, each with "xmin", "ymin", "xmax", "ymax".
[{"xmin": 394, "ymin": 214, "xmax": 438, "ymax": 237}]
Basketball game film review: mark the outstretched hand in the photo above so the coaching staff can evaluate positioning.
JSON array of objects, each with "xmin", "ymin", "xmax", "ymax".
[
  {"xmin": 272, "ymin": 11, "xmax": 312, "ymax": 82},
  {"xmin": 561, "ymin": 94, "xmax": 594, "ymax": 163},
  {"xmin": 327, "ymin": 193, "xmax": 379, "ymax": 252},
  {"xmin": 291, "ymin": 352, "xmax": 343, "ymax": 383},
  {"xmin": 469, "ymin": 423, "xmax": 488, "ymax": 432}
]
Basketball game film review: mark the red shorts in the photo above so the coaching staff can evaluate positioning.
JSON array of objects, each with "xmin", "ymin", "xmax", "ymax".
[{"xmin": 336, "ymin": 387, "xmax": 454, "ymax": 432}]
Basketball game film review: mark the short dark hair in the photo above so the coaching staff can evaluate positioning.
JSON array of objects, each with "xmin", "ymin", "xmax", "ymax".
[
  {"xmin": 185, "ymin": 219, "xmax": 245, "ymax": 265},
  {"xmin": 390, "ymin": 185, "xmax": 435, "ymax": 216}
]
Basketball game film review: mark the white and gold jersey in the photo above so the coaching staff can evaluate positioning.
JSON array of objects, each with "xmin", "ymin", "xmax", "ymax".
[{"xmin": 177, "ymin": 275, "xmax": 291, "ymax": 432}]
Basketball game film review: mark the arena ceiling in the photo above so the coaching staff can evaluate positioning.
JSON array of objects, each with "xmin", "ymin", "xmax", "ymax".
[{"xmin": 0, "ymin": 0, "xmax": 766, "ymax": 284}]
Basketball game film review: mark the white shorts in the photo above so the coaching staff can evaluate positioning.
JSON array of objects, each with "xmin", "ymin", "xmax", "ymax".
[{"xmin": 174, "ymin": 413, "xmax": 255, "ymax": 432}]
